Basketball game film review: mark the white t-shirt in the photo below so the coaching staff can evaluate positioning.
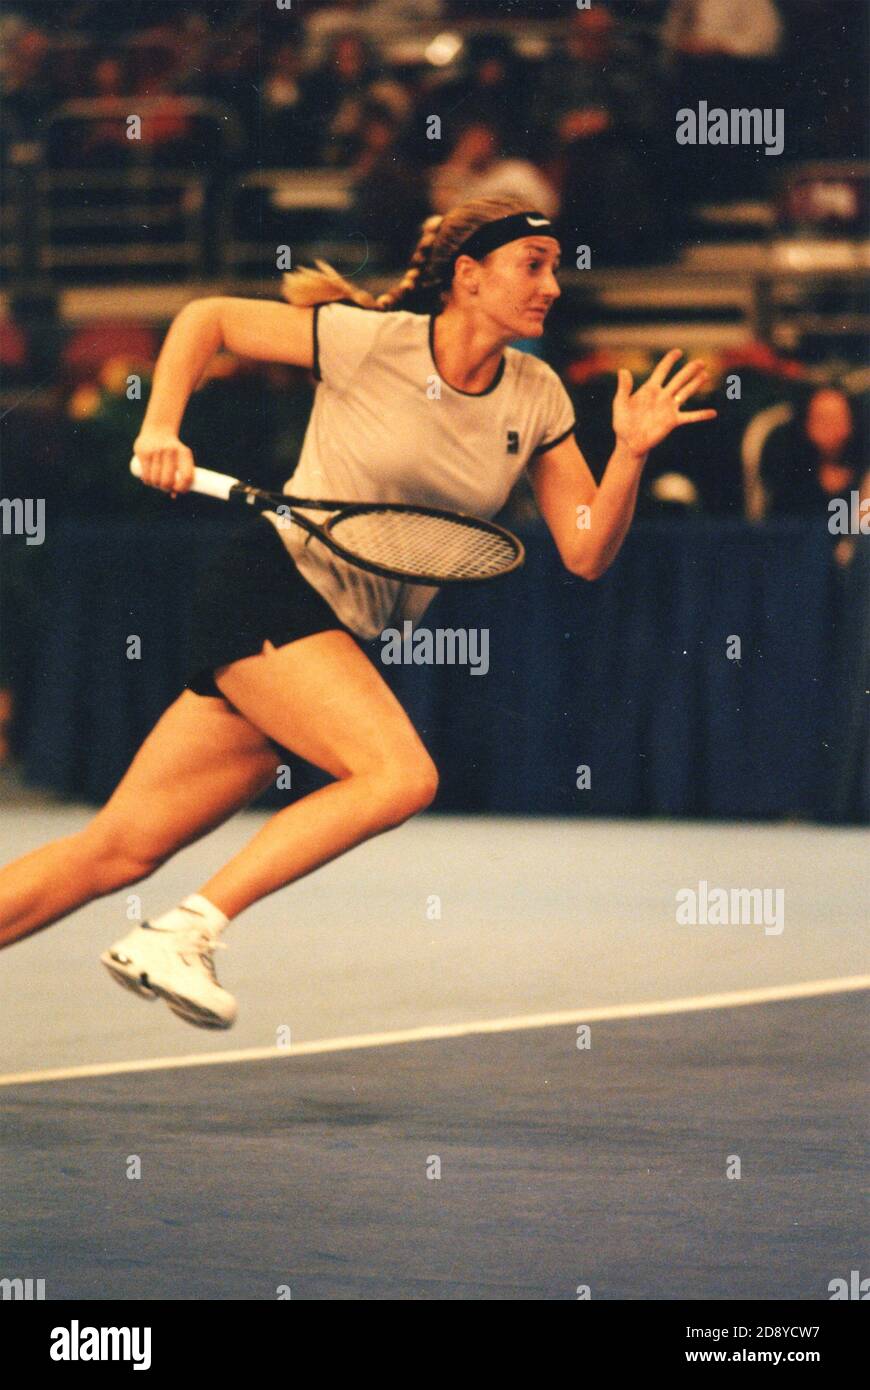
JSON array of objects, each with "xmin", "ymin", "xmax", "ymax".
[{"xmin": 264, "ymin": 302, "xmax": 576, "ymax": 639}]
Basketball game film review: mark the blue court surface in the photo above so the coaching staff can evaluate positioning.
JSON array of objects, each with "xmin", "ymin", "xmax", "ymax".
[{"xmin": 1, "ymin": 805, "xmax": 867, "ymax": 1300}]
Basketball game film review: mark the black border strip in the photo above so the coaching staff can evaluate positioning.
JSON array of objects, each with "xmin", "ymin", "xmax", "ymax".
[
  {"xmin": 530, "ymin": 422, "xmax": 576, "ymax": 456},
  {"xmin": 312, "ymin": 303, "xmax": 322, "ymax": 382},
  {"xmin": 428, "ymin": 315, "xmax": 506, "ymax": 397}
]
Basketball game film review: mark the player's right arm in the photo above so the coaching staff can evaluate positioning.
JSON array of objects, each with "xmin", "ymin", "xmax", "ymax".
[{"xmin": 134, "ymin": 298, "xmax": 314, "ymax": 492}]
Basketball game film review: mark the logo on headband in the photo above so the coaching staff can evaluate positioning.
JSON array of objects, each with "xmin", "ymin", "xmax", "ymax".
[{"xmin": 449, "ymin": 211, "xmax": 558, "ymax": 271}]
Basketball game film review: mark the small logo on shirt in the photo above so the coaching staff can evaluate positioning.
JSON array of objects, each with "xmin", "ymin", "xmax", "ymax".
[{"xmin": 506, "ymin": 430, "xmax": 520, "ymax": 455}]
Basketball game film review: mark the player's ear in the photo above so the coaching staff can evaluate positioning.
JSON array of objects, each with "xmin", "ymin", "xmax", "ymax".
[{"xmin": 452, "ymin": 254, "xmax": 481, "ymax": 296}]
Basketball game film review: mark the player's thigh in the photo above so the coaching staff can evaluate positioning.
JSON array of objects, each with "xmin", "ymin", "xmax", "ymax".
[
  {"xmin": 86, "ymin": 690, "xmax": 279, "ymax": 864},
  {"xmin": 214, "ymin": 632, "xmax": 437, "ymax": 790}
]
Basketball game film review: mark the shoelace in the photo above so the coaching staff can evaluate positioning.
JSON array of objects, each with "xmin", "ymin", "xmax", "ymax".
[{"xmin": 176, "ymin": 927, "xmax": 228, "ymax": 983}]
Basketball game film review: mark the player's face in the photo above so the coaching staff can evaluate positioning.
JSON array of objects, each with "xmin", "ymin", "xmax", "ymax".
[{"xmin": 478, "ymin": 237, "xmax": 562, "ymax": 339}]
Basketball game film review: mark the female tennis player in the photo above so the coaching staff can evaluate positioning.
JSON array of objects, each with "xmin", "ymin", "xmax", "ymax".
[{"xmin": 0, "ymin": 197, "xmax": 715, "ymax": 1028}]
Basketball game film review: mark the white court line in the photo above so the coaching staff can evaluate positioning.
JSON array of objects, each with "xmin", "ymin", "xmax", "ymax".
[{"xmin": 1, "ymin": 975, "xmax": 867, "ymax": 1088}]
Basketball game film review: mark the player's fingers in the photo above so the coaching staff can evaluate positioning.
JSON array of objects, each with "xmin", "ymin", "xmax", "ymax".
[
  {"xmin": 648, "ymin": 348, "xmax": 683, "ymax": 386},
  {"xmin": 674, "ymin": 371, "xmax": 711, "ymax": 406},
  {"xmin": 157, "ymin": 450, "xmax": 179, "ymax": 491},
  {"xmin": 615, "ymin": 367, "xmax": 633, "ymax": 398},
  {"xmin": 667, "ymin": 358, "xmax": 707, "ymax": 394},
  {"xmin": 675, "ymin": 408, "xmax": 718, "ymax": 425},
  {"xmin": 173, "ymin": 450, "xmax": 196, "ymax": 493},
  {"xmin": 141, "ymin": 453, "xmax": 165, "ymax": 487}
]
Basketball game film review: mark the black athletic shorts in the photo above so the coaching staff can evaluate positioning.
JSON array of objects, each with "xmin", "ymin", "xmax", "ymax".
[{"xmin": 186, "ymin": 515, "xmax": 358, "ymax": 698}]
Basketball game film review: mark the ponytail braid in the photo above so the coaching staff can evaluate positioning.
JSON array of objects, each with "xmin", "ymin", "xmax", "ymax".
[
  {"xmin": 372, "ymin": 214, "xmax": 443, "ymax": 310},
  {"xmin": 280, "ymin": 196, "xmax": 530, "ymax": 313}
]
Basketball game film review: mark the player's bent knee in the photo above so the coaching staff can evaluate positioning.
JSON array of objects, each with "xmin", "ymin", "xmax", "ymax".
[
  {"xmin": 369, "ymin": 756, "xmax": 439, "ymax": 826},
  {"xmin": 413, "ymin": 759, "xmax": 440, "ymax": 812}
]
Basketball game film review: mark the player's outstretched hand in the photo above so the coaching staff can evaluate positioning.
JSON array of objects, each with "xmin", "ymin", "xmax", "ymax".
[
  {"xmin": 612, "ymin": 349, "xmax": 717, "ymax": 457},
  {"xmin": 132, "ymin": 431, "xmax": 195, "ymax": 496}
]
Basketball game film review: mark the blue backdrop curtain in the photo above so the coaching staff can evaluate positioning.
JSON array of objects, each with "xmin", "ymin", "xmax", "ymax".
[{"xmin": 13, "ymin": 516, "xmax": 869, "ymax": 822}]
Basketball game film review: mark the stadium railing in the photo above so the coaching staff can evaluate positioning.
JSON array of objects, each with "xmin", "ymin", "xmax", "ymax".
[{"xmin": 219, "ymin": 168, "xmax": 364, "ymax": 279}]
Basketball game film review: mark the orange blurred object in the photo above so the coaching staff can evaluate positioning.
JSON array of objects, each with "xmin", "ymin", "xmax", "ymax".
[{"xmin": 60, "ymin": 322, "xmax": 158, "ymax": 385}]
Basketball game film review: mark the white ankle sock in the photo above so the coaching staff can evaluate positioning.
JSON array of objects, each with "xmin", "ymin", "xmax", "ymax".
[{"xmin": 149, "ymin": 894, "xmax": 229, "ymax": 936}]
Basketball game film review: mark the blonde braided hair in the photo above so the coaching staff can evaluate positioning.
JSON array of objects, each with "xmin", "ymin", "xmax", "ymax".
[{"xmin": 281, "ymin": 197, "xmax": 531, "ymax": 313}]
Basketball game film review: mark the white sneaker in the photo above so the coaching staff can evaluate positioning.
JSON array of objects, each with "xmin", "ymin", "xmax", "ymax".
[{"xmin": 100, "ymin": 922, "xmax": 238, "ymax": 1030}]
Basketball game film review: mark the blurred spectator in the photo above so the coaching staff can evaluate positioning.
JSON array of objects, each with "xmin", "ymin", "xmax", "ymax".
[
  {"xmin": 662, "ymin": 0, "xmax": 784, "ymax": 197},
  {"xmin": 536, "ymin": 5, "xmax": 663, "ymax": 151},
  {"xmin": 303, "ymin": 0, "xmax": 371, "ymax": 45},
  {"xmin": 0, "ymin": 19, "xmax": 55, "ymax": 142},
  {"xmin": 304, "ymin": 32, "xmax": 411, "ymax": 166},
  {"xmin": 430, "ymin": 119, "xmax": 558, "ymax": 217},
  {"xmin": 132, "ymin": 71, "xmax": 199, "ymax": 167},
  {"xmin": 261, "ymin": 41, "xmax": 318, "ymax": 167},
  {"xmin": 305, "ymin": 0, "xmax": 444, "ymax": 47},
  {"xmin": 422, "ymin": 33, "xmax": 534, "ymax": 159},
  {"xmin": 537, "ymin": 6, "xmax": 673, "ymax": 264},
  {"xmin": 202, "ymin": 18, "xmax": 261, "ymax": 159},
  {"xmin": 65, "ymin": 53, "xmax": 131, "ymax": 165},
  {"xmin": 0, "ymin": 11, "xmax": 36, "ymax": 54},
  {"xmin": 350, "ymin": 102, "xmax": 427, "ymax": 260},
  {"xmin": 59, "ymin": 51, "xmax": 204, "ymax": 168},
  {"xmin": 760, "ymin": 388, "xmax": 865, "ymax": 517},
  {"xmin": 662, "ymin": 0, "xmax": 783, "ymax": 60},
  {"xmin": 367, "ymin": 0, "xmax": 443, "ymax": 20},
  {"xmin": 128, "ymin": 7, "xmax": 229, "ymax": 115}
]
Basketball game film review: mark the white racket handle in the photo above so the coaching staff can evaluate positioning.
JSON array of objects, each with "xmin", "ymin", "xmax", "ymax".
[{"xmin": 129, "ymin": 456, "xmax": 239, "ymax": 502}]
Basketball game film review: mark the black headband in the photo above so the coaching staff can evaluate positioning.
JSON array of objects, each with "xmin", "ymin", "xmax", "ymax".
[{"xmin": 448, "ymin": 211, "xmax": 557, "ymax": 274}]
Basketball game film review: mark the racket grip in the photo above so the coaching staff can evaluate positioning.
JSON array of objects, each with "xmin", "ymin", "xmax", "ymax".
[{"xmin": 129, "ymin": 456, "xmax": 238, "ymax": 501}]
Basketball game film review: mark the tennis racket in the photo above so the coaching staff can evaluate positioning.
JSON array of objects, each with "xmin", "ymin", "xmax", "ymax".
[{"xmin": 130, "ymin": 458, "xmax": 524, "ymax": 586}]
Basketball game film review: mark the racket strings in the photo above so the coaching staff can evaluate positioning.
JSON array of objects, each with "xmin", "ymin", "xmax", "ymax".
[{"xmin": 328, "ymin": 509, "xmax": 517, "ymax": 581}]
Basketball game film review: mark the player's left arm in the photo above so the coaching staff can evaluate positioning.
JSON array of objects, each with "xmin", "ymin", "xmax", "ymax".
[
  {"xmin": 528, "ymin": 432, "xmax": 645, "ymax": 581},
  {"xmin": 529, "ymin": 349, "xmax": 717, "ymax": 581}
]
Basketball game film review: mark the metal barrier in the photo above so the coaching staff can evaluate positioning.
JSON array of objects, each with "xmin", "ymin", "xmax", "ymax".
[
  {"xmin": 12, "ymin": 98, "xmax": 244, "ymax": 281},
  {"xmin": 0, "ymin": 166, "xmax": 24, "ymax": 277},
  {"xmin": 44, "ymin": 96, "xmax": 244, "ymax": 157},
  {"xmin": 35, "ymin": 168, "xmax": 207, "ymax": 276},
  {"xmin": 219, "ymin": 168, "xmax": 360, "ymax": 278}
]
